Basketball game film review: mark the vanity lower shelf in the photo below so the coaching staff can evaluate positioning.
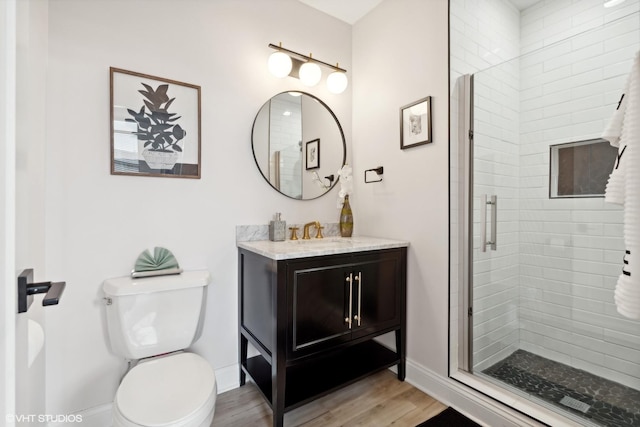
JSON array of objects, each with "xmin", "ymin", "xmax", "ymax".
[{"xmin": 242, "ymin": 340, "xmax": 400, "ymax": 412}]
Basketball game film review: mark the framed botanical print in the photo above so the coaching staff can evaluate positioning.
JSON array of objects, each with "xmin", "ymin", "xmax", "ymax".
[{"xmin": 110, "ymin": 67, "xmax": 201, "ymax": 178}]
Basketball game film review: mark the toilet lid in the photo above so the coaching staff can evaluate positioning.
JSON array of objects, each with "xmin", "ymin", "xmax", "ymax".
[{"xmin": 116, "ymin": 352, "xmax": 216, "ymax": 426}]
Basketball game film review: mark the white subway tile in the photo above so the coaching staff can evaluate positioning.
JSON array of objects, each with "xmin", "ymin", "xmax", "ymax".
[
  {"xmin": 571, "ymin": 209, "xmax": 624, "ymax": 223},
  {"xmin": 605, "ymin": 328, "xmax": 640, "ymax": 352},
  {"xmin": 604, "ymin": 355, "xmax": 640, "ymax": 378},
  {"xmin": 572, "ymin": 3, "xmax": 605, "ymax": 27},
  {"xmin": 571, "ymin": 105, "xmax": 610, "ymax": 125},
  {"xmin": 572, "ymin": 247, "xmax": 605, "ymax": 262},
  {"xmin": 605, "ymin": 30, "xmax": 640, "ymax": 52},
  {"xmin": 571, "ymin": 319, "xmax": 604, "ymax": 340},
  {"xmin": 573, "ymin": 309, "xmax": 639, "ymax": 335},
  {"xmin": 604, "ymin": 0, "xmax": 640, "ymax": 24},
  {"xmin": 572, "ymin": 296, "xmax": 606, "ymax": 314},
  {"xmin": 569, "ymin": 342, "xmax": 605, "ymax": 366}
]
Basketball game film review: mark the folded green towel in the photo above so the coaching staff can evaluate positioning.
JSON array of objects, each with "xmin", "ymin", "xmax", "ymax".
[{"xmin": 134, "ymin": 247, "xmax": 180, "ymax": 272}]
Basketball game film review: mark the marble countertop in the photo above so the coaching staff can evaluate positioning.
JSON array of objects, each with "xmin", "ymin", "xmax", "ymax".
[{"xmin": 237, "ymin": 236, "xmax": 409, "ymax": 260}]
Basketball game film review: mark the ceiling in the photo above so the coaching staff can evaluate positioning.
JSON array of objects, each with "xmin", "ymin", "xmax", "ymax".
[
  {"xmin": 509, "ymin": 0, "xmax": 542, "ymax": 10},
  {"xmin": 298, "ymin": 0, "xmax": 542, "ymax": 25},
  {"xmin": 297, "ymin": 0, "xmax": 384, "ymax": 24}
]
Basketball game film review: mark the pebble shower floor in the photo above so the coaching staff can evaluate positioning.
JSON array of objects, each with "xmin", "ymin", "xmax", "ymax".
[{"xmin": 483, "ymin": 350, "xmax": 640, "ymax": 427}]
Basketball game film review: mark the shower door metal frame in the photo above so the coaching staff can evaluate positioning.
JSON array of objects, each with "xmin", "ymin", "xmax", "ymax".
[{"xmin": 457, "ymin": 73, "xmax": 474, "ymax": 373}]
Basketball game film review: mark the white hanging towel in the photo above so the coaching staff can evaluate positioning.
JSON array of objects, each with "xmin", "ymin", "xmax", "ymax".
[{"xmin": 603, "ymin": 51, "xmax": 640, "ymax": 320}]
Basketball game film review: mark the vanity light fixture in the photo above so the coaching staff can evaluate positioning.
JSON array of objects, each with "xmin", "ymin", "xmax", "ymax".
[
  {"xmin": 267, "ymin": 43, "xmax": 348, "ymax": 93},
  {"xmin": 604, "ymin": 0, "xmax": 627, "ymax": 7}
]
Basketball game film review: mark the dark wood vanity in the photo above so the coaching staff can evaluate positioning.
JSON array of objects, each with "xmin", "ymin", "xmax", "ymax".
[{"xmin": 237, "ymin": 239, "xmax": 407, "ymax": 427}]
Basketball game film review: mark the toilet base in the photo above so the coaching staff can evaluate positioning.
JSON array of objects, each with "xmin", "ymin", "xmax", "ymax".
[
  {"xmin": 112, "ymin": 352, "xmax": 217, "ymax": 427},
  {"xmin": 113, "ymin": 405, "xmax": 215, "ymax": 427}
]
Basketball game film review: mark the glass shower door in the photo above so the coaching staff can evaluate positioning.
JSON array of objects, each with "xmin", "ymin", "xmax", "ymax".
[{"xmin": 468, "ymin": 58, "xmax": 522, "ymax": 376}]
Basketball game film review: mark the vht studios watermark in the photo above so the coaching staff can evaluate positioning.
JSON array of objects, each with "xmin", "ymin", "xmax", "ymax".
[{"xmin": 6, "ymin": 414, "xmax": 83, "ymax": 423}]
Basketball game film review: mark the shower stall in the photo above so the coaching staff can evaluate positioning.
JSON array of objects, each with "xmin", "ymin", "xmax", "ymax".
[{"xmin": 450, "ymin": 1, "xmax": 640, "ymax": 426}]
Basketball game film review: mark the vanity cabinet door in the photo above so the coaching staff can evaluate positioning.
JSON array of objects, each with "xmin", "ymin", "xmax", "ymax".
[
  {"xmin": 350, "ymin": 253, "xmax": 402, "ymax": 340},
  {"xmin": 288, "ymin": 258, "xmax": 353, "ymax": 357},
  {"xmin": 286, "ymin": 250, "xmax": 404, "ymax": 358}
]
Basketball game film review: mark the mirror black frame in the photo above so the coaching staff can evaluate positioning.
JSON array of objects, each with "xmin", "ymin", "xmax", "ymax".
[{"xmin": 251, "ymin": 91, "xmax": 346, "ymax": 200}]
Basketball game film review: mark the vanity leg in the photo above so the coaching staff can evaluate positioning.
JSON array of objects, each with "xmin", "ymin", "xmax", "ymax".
[
  {"xmin": 396, "ymin": 328, "xmax": 406, "ymax": 381},
  {"xmin": 273, "ymin": 410, "xmax": 284, "ymax": 427},
  {"xmin": 272, "ymin": 265, "xmax": 287, "ymax": 427},
  {"xmin": 239, "ymin": 334, "xmax": 248, "ymax": 386},
  {"xmin": 271, "ymin": 361, "xmax": 286, "ymax": 427}
]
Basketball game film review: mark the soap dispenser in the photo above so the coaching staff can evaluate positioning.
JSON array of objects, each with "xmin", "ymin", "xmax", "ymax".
[{"xmin": 269, "ymin": 212, "xmax": 286, "ymax": 242}]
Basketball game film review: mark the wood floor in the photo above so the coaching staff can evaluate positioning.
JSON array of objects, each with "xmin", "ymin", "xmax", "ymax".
[{"xmin": 212, "ymin": 370, "xmax": 447, "ymax": 427}]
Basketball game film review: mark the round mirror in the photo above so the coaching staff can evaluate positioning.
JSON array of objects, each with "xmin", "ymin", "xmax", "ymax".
[{"xmin": 251, "ymin": 91, "xmax": 346, "ymax": 200}]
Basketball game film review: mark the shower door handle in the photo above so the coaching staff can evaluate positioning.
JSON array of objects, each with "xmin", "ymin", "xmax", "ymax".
[{"xmin": 480, "ymin": 194, "xmax": 497, "ymax": 252}]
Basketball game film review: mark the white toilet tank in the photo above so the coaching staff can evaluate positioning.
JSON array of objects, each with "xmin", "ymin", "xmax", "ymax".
[{"xmin": 103, "ymin": 270, "xmax": 211, "ymax": 360}]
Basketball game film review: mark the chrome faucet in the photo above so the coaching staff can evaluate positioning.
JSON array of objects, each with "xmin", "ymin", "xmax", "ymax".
[{"xmin": 302, "ymin": 221, "xmax": 324, "ymax": 239}]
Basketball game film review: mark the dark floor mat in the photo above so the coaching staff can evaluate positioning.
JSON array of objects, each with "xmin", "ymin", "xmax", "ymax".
[{"xmin": 415, "ymin": 407, "xmax": 481, "ymax": 427}]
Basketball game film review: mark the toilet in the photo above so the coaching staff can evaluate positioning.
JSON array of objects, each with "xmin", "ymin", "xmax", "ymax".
[{"xmin": 103, "ymin": 270, "xmax": 217, "ymax": 427}]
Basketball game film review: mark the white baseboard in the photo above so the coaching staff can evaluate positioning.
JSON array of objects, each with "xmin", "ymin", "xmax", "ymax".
[
  {"xmin": 46, "ymin": 403, "xmax": 112, "ymax": 427},
  {"xmin": 47, "ymin": 364, "xmax": 240, "ymax": 427},
  {"xmin": 214, "ymin": 363, "xmax": 240, "ymax": 394}
]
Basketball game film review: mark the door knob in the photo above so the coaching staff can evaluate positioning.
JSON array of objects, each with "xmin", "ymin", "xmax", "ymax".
[{"xmin": 17, "ymin": 268, "xmax": 66, "ymax": 313}]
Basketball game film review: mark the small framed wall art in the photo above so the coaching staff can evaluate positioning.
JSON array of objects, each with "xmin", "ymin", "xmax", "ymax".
[
  {"xmin": 305, "ymin": 138, "xmax": 320, "ymax": 170},
  {"xmin": 400, "ymin": 96, "xmax": 432, "ymax": 149},
  {"xmin": 110, "ymin": 67, "xmax": 201, "ymax": 178}
]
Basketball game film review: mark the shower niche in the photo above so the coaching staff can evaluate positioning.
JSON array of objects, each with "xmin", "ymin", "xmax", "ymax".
[{"xmin": 549, "ymin": 139, "xmax": 618, "ymax": 199}]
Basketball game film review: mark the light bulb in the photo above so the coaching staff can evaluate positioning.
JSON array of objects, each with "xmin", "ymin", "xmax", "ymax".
[
  {"xmin": 268, "ymin": 51, "xmax": 292, "ymax": 78},
  {"xmin": 327, "ymin": 71, "xmax": 348, "ymax": 94},
  {"xmin": 299, "ymin": 62, "xmax": 322, "ymax": 87}
]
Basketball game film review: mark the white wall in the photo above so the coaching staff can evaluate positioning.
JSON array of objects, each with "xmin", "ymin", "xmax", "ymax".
[
  {"xmin": 352, "ymin": 0, "xmax": 450, "ymax": 378},
  {"xmin": 16, "ymin": 0, "xmax": 49, "ymax": 422},
  {"xmin": 354, "ymin": 6, "xmax": 533, "ymax": 425},
  {"xmin": 43, "ymin": 0, "xmax": 352, "ymax": 415},
  {"xmin": 1, "ymin": 0, "xmax": 17, "ymax": 423}
]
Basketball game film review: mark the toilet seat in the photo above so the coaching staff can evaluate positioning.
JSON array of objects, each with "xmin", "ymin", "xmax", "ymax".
[{"xmin": 114, "ymin": 352, "xmax": 217, "ymax": 427}]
